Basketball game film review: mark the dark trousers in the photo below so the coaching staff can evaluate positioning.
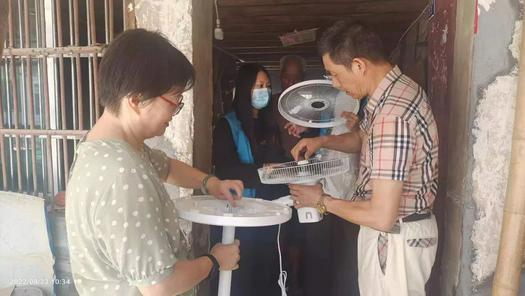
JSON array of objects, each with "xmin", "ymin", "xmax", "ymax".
[
  {"xmin": 302, "ymin": 214, "xmax": 334, "ymax": 296},
  {"xmin": 210, "ymin": 225, "xmax": 281, "ymax": 296},
  {"xmin": 283, "ymin": 212, "xmax": 360, "ymax": 296}
]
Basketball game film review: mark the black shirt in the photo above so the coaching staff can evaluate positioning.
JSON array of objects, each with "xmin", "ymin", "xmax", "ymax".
[{"xmin": 212, "ymin": 117, "xmax": 289, "ymax": 200}]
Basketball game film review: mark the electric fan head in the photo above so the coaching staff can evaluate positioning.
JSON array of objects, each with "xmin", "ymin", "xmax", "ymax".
[
  {"xmin": 278, "ymin": 79, "xmax": 359, "ymax": 128},
  {"xmin": 258, "ymin": 152, "xmax": 350, "ymax": 184}
]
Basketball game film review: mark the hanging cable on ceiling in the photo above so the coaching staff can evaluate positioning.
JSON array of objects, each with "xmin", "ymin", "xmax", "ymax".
[
  {"xmin": 214, "ymin": 0, "xmax": 224, "ymax": 40},
  {"xmin": 389, "ymin": 4, "xmax": 431, "ymax": 60}
]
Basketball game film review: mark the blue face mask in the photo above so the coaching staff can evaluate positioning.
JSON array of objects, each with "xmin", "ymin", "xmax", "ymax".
[{"xmin": 251, "ymin": 88, "xmax": 270, "ymax": 109}]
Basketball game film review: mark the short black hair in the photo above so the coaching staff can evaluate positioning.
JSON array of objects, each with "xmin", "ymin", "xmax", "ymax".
[
  {"xmin": 98, "ymin": 29, "xmax": 195, "ymax": 114},
  {"xmin": 318, "ymin": 21, "xmax": 387, "ymax": 67}
]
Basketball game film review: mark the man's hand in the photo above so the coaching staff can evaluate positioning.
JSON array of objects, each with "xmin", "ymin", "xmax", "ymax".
[
  {"xmin": 341, "ymin": 111, "xmax": 359, "ymax": 131},
  {"xmin": 290, "ymin": 137, "xmax": 326, "ymax": 160},
  {"xmin": 289, "ymin": 183, "xmax": 323, "ymax": 208},
  {"xmin": 207, "ymin": 178, "xmax": 244, "ymax": 206},
  {"xmin": 284, "ymin": 122, "xmax": 309, "ymax": 138}
]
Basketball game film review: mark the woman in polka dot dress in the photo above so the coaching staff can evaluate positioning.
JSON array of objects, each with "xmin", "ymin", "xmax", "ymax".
[{"xmin": 65, "ymin": 29, "xmax": 241, "ymax": 296}]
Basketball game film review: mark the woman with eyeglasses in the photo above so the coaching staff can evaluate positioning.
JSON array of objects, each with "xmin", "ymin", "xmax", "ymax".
[
  {"xmin": 211, "ymin": 63, "xmax": 289, "ymax": 296},
  {"xmin": 65, "ymin": 29, "xmax": 242, "ymax": 296}
]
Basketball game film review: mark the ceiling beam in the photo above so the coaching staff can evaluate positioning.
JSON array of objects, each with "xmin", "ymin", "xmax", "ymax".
[
  {"xmin": 218, "ymin": 0, "xmax": 401, "ymax": 6},
  {"xmin": 218, "ymin": 1, "xmax": 426, "ymax": 18},
  {"xmin": 220, "ymin": 20, "xmax": 413, "ymax": 34},
  {"xmin": 215, "ymin": 35, "xmax": 401, "ymax": 48},
  {"xmin": 219, "ymin": 12, "xmax": 422, "ymax": 27}
]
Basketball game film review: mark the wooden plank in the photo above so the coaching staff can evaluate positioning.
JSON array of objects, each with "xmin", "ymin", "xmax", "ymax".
[
  {"xmin": 216, "ymin": 40, "xmax": 297, "ymax": 47},
  {"xmin": 221, "ymin": 23, "xmax": 411, "ymax": 41},
  {"xmin": 219, "ymin": 1, "xmax": 426, "ymax": 18},
  {"xmin": 221, "ymin": 43, "xmax": 400, "ymax": 65},
  {"xmin": 221, "ymin": 20, "xmax": 412, "ymax": 34},
  {"xmin": 222, "ymin": 22, "xmax": 325, "ymax": 33},
  {"xmin": 222, "ymin": 23, "xmax": 409, "ymax": 37},
  {"xmin": 226, "ymin": 49, "xmax": 318, "ymax": 56},
  {"xmin": 216, "ymin": 34, "xmax": 401, "ymax": 48},
  {"xmin": 438, "ymin": 0, "xmax": 474, "ymax": 293},
  {"xmin": 220, "ymin": 12, "xmax": 421, "ymax": 26},
  {"xmin": 192, "ymin": 1, "xmax": 213, "ymax": 295},
  {"xmin": 192, "ymin": 0, "xmax": 213, "ymax": 173},
  {"xmin": 236, "ymin": 53, "xmax": 323, "ymax": 59},
  {"xmin": 2, "ymin": 45, "xmax": 105, "ymax": 57},
  {"xmin": 236, "ymin": 58, "xmax": 323, "ymax": 66},
  {"xmin": 218, "ymin": 0, "xmax": 398, "ymax": 6},
  {"xmin": 223, "ymin": 45, "xmax": 317, "ymax": 52}
]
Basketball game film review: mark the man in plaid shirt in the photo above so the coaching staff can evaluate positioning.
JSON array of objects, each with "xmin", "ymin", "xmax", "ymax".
[{"xmin": 290, "ymin": 21, "xmax": 439, "ymax": 296}]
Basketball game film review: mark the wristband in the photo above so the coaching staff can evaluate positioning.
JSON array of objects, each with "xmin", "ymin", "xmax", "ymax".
[{"xmin": 202, "ymin": 254, "xmax": 220, "ymax": 279}]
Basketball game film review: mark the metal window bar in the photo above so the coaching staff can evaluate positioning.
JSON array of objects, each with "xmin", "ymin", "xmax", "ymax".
[{"xmin": 1, "ymin": 0, "xmax": 126, "ymax": 201}]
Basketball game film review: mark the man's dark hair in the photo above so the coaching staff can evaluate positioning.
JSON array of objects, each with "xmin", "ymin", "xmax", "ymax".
[
  {"xmin": 98, "ymin": 29, "xmax": 195, "ymax": 114},
  {"xmin": 318, "ymin": 21, "xmax": 387, "ymax": 67}
]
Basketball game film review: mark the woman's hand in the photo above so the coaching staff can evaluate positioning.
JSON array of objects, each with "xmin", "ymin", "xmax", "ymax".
[
  {"xmin": 210, "ymin": 240, "xmax": 241, "ymax": 270},
  {"xmin": 207, "ymin": 177, "xmax": 244, "ymax": 206},
  {"xmin": 289, "ymin": 183, "xmax": 323, "ymax": 208}
]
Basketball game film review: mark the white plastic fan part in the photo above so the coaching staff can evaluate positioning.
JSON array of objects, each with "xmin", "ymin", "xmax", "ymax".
[
  {"xmin": 175, "ymin": 195, "xmax": 292, "ymax": 296},
  {"xmin": 174, "ymin": 195, "xmax": 292, "ymax": 227},
  {"xmin": 258, "ymin": 154, "xmax": 350, "ymax": 185},
  {"xmin": 273, "ymin": 195, "xmax": 323, "ymax": 223},
  {"xmin": 278, "ymin": 79, "xmax": 360, "ymax": 128}
]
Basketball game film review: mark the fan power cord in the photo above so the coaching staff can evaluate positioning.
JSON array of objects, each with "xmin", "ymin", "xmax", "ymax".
[{"xmin": 277, "ymin": 224, "xmax": 288, "ymax": 296}]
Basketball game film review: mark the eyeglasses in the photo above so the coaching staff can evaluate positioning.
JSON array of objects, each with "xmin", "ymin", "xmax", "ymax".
[
  {"xmin": 323, "ymin": 73, "xmax": 332, "ymax": 80},
  {"xmin": 160, "ymin": 95, "xmax": 184, "ymax": 115}
]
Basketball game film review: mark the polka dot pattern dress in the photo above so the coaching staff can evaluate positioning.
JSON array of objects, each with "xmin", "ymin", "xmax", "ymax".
[{"xmin": 65, "ymin": 139, "xmax": 193, "ymax": 295}]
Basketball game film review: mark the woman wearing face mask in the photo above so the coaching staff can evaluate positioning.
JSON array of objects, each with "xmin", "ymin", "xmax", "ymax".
[{"xmin": 211, "ymin": 63, "xmax": 289, "ymax": 296}]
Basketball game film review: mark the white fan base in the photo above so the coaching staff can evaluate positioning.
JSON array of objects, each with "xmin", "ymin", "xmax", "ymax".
[{"xmin": 174, "ymin": 196, "xmax": 292, "ymax": 296}]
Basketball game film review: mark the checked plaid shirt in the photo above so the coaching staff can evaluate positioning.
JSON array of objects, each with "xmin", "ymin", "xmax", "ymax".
[
  {"xmin": 352, "ymin": 66, "xmax": 439, "ymax": 273},
  {"xmin": 352, "ymin": 66, "xmax": 439, "ymax": 219}
]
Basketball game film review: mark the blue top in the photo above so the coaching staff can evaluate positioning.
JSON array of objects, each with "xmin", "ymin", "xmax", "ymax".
[{"xmin": 224, "ymin": 112, "xmax": 257, "ymax": 197}]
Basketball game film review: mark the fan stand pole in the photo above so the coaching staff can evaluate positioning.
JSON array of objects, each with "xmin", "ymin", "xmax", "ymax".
[{"xmin": 218, "ymin": 226, "xmax": 236, "ymax": 296}]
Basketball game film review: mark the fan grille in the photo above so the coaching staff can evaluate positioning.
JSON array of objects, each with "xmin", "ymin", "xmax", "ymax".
[
  {"xmin": 278, "ymin": 79, "xmax": 360, "ymax": 128},
  {"xmin": 258, "ymin": 156, "xmax": 350, "ymax": 184}
]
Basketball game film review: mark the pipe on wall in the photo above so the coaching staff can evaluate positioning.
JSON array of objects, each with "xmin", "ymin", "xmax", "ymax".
[{"xmin": 493, "ymin": 14, "xmax": 525, "ymax": 296}]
